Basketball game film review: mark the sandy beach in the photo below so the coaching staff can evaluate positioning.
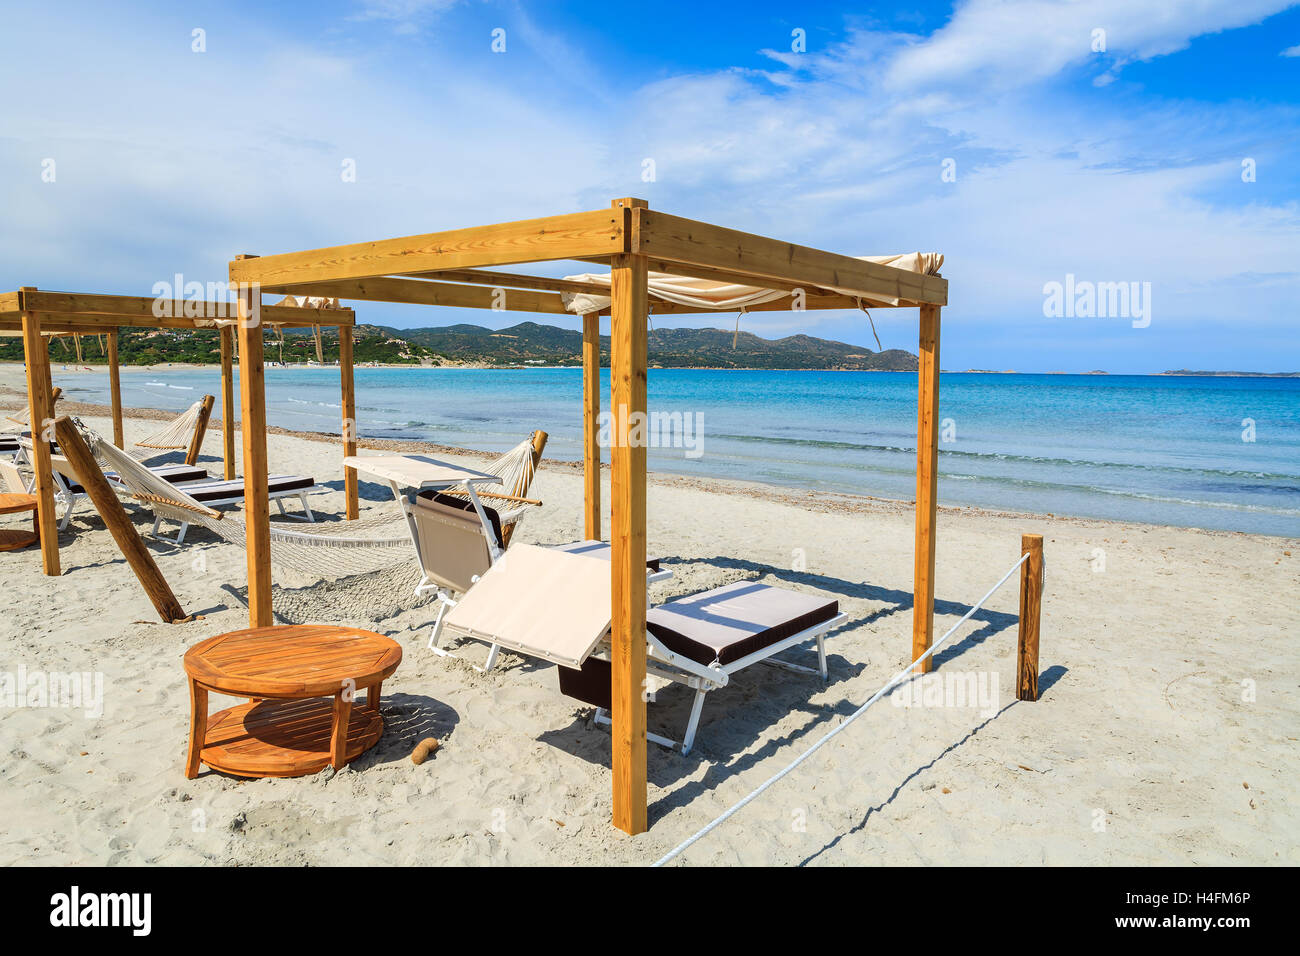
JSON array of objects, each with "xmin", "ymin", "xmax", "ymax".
[{"xmin": 1, "ymin": 366, "xmax": 1296, "ymax": 866}]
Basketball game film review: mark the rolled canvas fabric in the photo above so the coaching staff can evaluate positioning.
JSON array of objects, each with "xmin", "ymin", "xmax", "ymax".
[{"xmin": 560, "ymin": 252, "xmax": 943, "ymax": 315}]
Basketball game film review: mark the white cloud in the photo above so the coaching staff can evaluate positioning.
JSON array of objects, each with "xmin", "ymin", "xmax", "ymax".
[
  {"xmin": 0, "ymin": 0, "xmax": 1295, "ymax": 370},
  {"xmin": 885, "ymin": 0, "xmax": 1297, "ymax": 91},
  {"xmin": 1281, "ymin": 43, "xmax": 1300, "ymax": 56}
]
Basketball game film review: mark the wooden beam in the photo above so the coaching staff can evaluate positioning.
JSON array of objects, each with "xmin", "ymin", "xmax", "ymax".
[
  {"xmin": 20, "ymin": 302, "xmax": 59, "ymax": 576},
  {"xmin": 339, "ymin": 326, "xmax": 358, "ymax": 521},
  {"xmin": 235, "ymin": 278, "xmax": 273, "ymax": 627},
  {"xmin": 53, "ymin": 417, "xmax": 187, "ymax": 623},
  {"xmin": 229, "ymin": 209, "xmax": 627, "ymax": 287},
  {"xmin": 912, "ymin": 304, "xmax": 941, "ymax": 671},
  {"xmin": 633, "ymin": 210, "xmax": 948, "ymax": 306},
  {"xmin": 219, "ymin": 326, "xmax": 236, "ymax": 480},
  {"xmin": 14, "ymin": 290, "xmax": 353, "ymax": 328},
  {"xmin": 407, "ymin": 268, "xmax": 613, "ymax": 296},
  {"xmin": 609, "ymin": 247, "xmax": 649, "ymax": 836},
  {"xmin": 582, "ymin": 311, "xmax": 602, "ymax": 540},
  {"xmin": 185, "ymin": 394, "xmax": 215, "ymax": 466},
  {"xmin": 1017, "ymin": 534, "xmax": 1044, "ymax": 701},
  {"xmin": 263, "ymin": 275, "xmax": 570, "ymax": 314},
  {"xmin": 107, "ymin": 331, "xmax": 124, "ymax": 447}
]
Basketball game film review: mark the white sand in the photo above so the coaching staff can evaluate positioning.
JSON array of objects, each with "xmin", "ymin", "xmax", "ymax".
[{"xmin": 0, "ymin": 369, "xmax": 1296, "ymax": 866}]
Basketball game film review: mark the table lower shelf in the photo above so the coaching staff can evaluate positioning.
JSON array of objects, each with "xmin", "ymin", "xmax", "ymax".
[
  {"xmin": 0, "ymin": 528, "xmax": 38, "ymax": 552},
  {"xmin": 200, "ymin": 697, "xmax": 383, "ymax": 778}
]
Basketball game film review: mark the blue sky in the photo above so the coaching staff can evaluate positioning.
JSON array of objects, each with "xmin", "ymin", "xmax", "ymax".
[{"xmin": 1, "ymin": 0, "xmax": 1297, "ymax": 372}]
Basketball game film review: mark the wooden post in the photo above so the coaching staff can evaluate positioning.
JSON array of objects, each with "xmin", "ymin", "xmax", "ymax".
[
  {"xmin": 609, "ymin": 200, "xmax": 649, "ymax": 835},
  {"xmin": 582, "ymin": 311, "xmax": 601, "ymax": 541},
  {"xmin": 912, "ymin": 304, "xmax": 941, "ymax": 671},
  {"xmin": 234, "ymin": 269, "xmax": 273, "ymax": 627},
  {"xmin": 53, "ymin": 417, "xmax": 187, "ymax": 622},
  {"xmin": 219, "ymin": 325, "xmax": 236, "ymax": 480},
  {"xmin": 1017, "ymin": 534, "xmax": 1043, "ymax": 701},
  {"xmin": 339, "ymin": 325, "xmax": 358, "ymax": 521},
  {"xmin": 20, "ymin": 301, "xmax": 59, "ymax": 576},
  {"xmin": 185, "ymin": 394, "xmax": 215, "ymax": 466},
  {"xmin": 107, "ymin": 331, "xmax": 124, "ymax": 447}
]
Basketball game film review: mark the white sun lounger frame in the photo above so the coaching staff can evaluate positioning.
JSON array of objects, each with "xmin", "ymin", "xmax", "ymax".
[{"xmin": 589, "ymin": 610, "xmax": 847, "ymax": 755}]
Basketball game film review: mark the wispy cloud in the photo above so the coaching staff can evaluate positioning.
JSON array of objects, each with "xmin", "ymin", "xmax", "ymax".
[{"xmin": 0, "ymin": 0, "xmax": 1296, "ymax": 371}]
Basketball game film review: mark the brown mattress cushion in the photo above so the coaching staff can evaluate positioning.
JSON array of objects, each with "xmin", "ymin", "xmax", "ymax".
[
  {"xmin": 187, "ymin": 474, "xmax": 313, "ymax": 503},
  {"xmin": 646, "ymin": 582, "xmax": 838, "ymax": 667},
  {"xmin": 74, "ymin": 464, "xmax": 210, "ymax": 495}
]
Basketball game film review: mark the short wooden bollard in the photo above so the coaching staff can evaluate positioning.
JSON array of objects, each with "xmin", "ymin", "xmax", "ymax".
[
  {"xmin": 53, "ymin": 417, "xmax": 188, "ymax": 623},
  {"xmin": 1016, "ymin": 533, "xmax": 1043, "ymax": 701}
]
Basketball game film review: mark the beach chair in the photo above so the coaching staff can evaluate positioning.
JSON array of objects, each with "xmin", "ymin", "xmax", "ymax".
[
  {"xmin": 18, "ymin": 436, "xmax": 211, "ymax": 531},
  {"xmin": 441, "ymin": 544, "xmax": 847, "ymax": 754},
  {"xmin": 19, "ymin": 435, "xmax": 318, "ymax": 537},
  {"xmin": 145, "ymin": 474, "xmax": 321, "ymax": 543},
  {"xmin": 412, "ymin": 434, "xmax": 548, "ymax": 669}
]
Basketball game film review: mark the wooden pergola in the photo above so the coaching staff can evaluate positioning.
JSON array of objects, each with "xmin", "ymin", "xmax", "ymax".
[
  {"xmin": 1, "ymin": 287, "xmax": 357, "ymax": 577},
  {"xmin": 228, "ymin": 198, "xmax": 948, "ymax": 835}
]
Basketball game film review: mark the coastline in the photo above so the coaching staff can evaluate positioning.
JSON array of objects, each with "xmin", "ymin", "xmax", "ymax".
[
  {"xmin": 0, "ymin": 395, "xmax": 1295, "ymax": 865},
  {"xmin": 5, "ymin": 382, "xmax": 1295, "ymax": 543},
  {"xmin": 7, "ymin": 360, "xmax": 1298, "ymax": 377}
]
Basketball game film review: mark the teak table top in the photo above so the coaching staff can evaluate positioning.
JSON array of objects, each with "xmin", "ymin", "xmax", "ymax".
[
  {"xmin": 184, "ymin": 624, "xmax": 403, "ymax": 699},
  {"xmin": 0, "ymin": 492, "xmax": 38, "ymax": 516}
]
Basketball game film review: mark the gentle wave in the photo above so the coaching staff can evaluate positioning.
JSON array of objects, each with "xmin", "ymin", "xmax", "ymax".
[{"xmin": 710, "ymin": 431, "xmax": 1300, "ymax": 482}]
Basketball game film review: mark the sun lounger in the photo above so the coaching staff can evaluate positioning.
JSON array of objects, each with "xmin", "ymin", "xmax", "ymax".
[
  {"xmin": 424, "ymin": 531, "xmax": 668, "ymax": 670},
  {"xmin": 400, "ymin": 436, "xmax": 547, "ymax": 670},
  {"xmin": 149, "ymin": 474, "xmax": 321, "ymax": 543},
  {"xmin": 20, "ymin": 435, "xmax": 318, "ymax": 538},
  {"xmin": 19, "ymin": 436, "xmax": 211, "ymax": 531},
  {"xmin": 441, "ymin": 544, "xmax": 846, "ymax": 754}
]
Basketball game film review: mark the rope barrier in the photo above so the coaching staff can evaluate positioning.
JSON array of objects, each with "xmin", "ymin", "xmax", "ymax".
[{"xmin": 652, "ymin": 550, "xmax": 1033, "ymax": 867}]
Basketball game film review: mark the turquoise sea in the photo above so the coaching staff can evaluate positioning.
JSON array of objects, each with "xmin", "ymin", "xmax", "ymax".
[{"xmin": 52, "ymin": 366, "xmax": 1300, "ymax": 538}]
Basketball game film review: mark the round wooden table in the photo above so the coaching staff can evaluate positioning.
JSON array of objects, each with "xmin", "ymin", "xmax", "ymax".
[
  {"xmin": 0, "ymin": 492, "xmax": 40, "ymax": 552},
  {"xmin": 183, "ymin": 625, "xmax": 403, "ymax": 779}
]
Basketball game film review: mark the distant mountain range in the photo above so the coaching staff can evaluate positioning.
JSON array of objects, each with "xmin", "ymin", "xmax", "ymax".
[
  {"xmin": 389, "ymin": 321, "xmax": 918, "ymax": 370},
  {"xmin": 2, "ymin": 320, "xmax": 913, "ymax": 370}
]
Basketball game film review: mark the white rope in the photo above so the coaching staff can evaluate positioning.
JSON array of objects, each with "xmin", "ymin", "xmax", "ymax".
[{"xmin": 652, "ymin": 550, "xmax": 1033, "ymax": 867}]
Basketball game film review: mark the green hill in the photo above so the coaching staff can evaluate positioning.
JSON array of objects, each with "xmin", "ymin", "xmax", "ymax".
[
  {"xmin": 396, "ymin": 321, "xmax": 916, "ymax": 370},
  {"xmin": 2, "ymin": 320, "xmax": 916, "ymax": 370}
]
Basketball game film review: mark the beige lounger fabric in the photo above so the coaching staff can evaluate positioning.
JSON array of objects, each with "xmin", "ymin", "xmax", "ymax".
[
  {"xmin": 341, "ymin": 454, "xmax": 498, "ymax": 489},
  {"xmin": 442, "ymin": 543, "xmax": 612, "ymax": 668},
  {"xmin": 561, "ymin": 252, "xmax": 944, "ymax": 315}
]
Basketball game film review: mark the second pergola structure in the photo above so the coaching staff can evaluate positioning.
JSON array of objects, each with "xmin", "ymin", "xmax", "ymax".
[
  {"xmin": 0, "ymin": 288, "xmax": 356, "ymax": 577},
  {"xmin": 228, "ymin": 198, "xmax": 948, "ymax": 835}
]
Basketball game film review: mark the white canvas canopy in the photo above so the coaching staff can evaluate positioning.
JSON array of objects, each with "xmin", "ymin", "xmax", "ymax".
[{"xmin": 560, "ymin": 252, "xmax": 944, "ymax": 315}]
